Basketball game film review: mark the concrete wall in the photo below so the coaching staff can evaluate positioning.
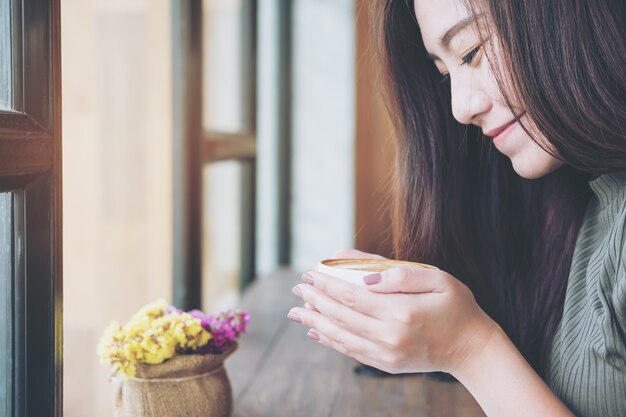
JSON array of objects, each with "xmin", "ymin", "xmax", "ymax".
[
  {"xmin": 256, "ymin": 0, "xmax": 281, "ymax": 276},
  {"xmin": 290, "ymin": 0, "xmax": 356, "ymax": 271},
  {"xmin": 257, "ymin": 0, "xmax": 357, "ymax": 273}
]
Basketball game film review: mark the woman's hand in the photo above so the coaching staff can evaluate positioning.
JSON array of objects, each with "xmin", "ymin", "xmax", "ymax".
[
  {"xmin": 288, "ymin": 265, "xmax": 497, "ymax": 375},
  {"xmin": 290, "ymin": 255, "xmax": 576, "ymax": 416}
]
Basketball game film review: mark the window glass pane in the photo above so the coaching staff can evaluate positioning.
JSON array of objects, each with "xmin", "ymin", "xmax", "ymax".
[
  {"xmin": 0, "ymin": 0, "xmax": 13, "ymax": 110},
  {"xmin": 62, "ymin": 1, "xmax": 173, "ymax": 416},
  {"xmin": 202, "ymin": 0, "xmax": 244, "ymax": 133},
  {"xmin": 202, "ymin": 161, "xmax": 241, "ymax": 310},
  {"xmin": 0, "ymin": 192, "xmax": 13, "ymax": 417}
]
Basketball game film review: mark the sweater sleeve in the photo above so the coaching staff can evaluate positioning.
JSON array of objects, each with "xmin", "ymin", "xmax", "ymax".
[{"xmin": 615, "ymin": 219, "xmax": 626, "ymax": 339}]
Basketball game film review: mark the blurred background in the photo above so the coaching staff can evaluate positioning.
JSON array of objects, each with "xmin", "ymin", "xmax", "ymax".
[{"xmin": 62, "ymin": 0, "xmax": 394, "ymax": 415}]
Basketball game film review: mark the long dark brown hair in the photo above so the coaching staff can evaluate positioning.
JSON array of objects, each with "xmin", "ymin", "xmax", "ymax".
[{"xmin": 372, "ymin": 0, "xmax": 626, "ymax": 374}]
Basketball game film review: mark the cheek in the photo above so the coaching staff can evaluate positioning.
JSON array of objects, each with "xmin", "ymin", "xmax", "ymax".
[
  {"xmin": 510, "ymin": 139, "xmax": 564, "ymax": 179},
  {"xmin": 481, "ymin": 42, "xmax": 527, "ymax": 112}
]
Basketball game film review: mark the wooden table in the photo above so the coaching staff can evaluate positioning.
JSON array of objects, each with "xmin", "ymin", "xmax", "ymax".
[{"xmin": 225, "ymin": 269, "xmax": 486, "ymax": 417}]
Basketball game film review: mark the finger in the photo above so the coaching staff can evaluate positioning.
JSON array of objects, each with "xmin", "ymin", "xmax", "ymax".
[
  {"xmin": 306, "ymin": 328, "xmax": 395, "ymax": 373},
  {"xmin": 304, "ymin": 302, "xmax": 318, "ymax": 312},
  {"xmin": 288, "ymin": 306, "xmax": 384, "ymax": 361},
  {"xmin": 362, "ymin": 266, "xmax": 449, "ymax": 294},
  {"xmin": 300, "ymin": 270, "xmax": 400, "ymax": 320},
  {"xmin": 331, "ymin": 248, "xmax": 387, "ymax": 260},
  {"xmin": 294, "ymin": 283, "xmax": 390, "ymax": 344}
]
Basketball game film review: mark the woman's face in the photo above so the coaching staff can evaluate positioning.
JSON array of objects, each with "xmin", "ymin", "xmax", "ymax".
[{"xmin": 414, "ymin": 0, "xmax": 564, "ymax": 179}]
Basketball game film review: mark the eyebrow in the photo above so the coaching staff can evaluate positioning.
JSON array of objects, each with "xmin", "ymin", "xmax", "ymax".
[
  {"xmin": 428, "ymin": 15, "xmax": 481, "ymax": 61},
  {"xmin": 440, "ymin": 15, "xmax": 480, "ymax": 49}
]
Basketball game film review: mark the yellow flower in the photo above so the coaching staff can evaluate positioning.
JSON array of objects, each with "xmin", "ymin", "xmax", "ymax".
[
  {"xmin": 135, "ymin": 299, "xmax": 168, "ymax": 320},
  {"xmin": 97, "ymin": 301, "xmax": 213, "ymax": 379}
]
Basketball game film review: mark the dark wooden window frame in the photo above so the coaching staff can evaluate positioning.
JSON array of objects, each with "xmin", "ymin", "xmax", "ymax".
[
  {"xmin": 0, "ymin": 0, "xmax": 63, "ymax": 416},
  {"xmin": 276, "ymin": 0, "xmax": 292, "ymax": 265},
  {"xmin": 172, "ymin": 0, "xmax": 293, "ymax": 310},
  {"xmin": 172, "ymin": 0, "xmax": 258, "ymax": 310}
]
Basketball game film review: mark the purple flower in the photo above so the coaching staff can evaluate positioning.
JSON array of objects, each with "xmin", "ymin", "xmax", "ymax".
[
  {"xmin": 192, "ymin": 309, "xmax": 250, "ymax": 354},
  {"xmin": 164, "ymin": 306, "xmax": 251, "ymax": 355},
  {"xmin": 166, "ymin": 306, "xmax": 183, "ymax": 315},
  {"xmin": 188, "ymin": 309, "xmax": 205, "ymax": 320}
]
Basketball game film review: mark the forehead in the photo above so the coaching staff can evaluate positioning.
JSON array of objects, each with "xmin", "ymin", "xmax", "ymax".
[{"xmin": 413, "ymin": 0, "xmax": 471, "ymax": 48}]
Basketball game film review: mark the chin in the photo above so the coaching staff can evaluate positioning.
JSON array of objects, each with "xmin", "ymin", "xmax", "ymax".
[{"xmin": 510, "ymin": 156, "xmax": 564, "ymax": 179}]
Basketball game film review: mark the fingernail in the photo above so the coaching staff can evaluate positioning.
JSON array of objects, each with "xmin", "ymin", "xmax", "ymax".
[
  {"xmin": 301, "ymin": 273, "xmax": 314, "ymax": 285},
  {"xmin": 287, "ymin": 311, "xmax": 302, "ymax": 324},
  {"xmin": 363, "ymin": 273, "xmax": 382, "ymax": 285},
  {"xmin": 307, "ymin": 329, "xmax": 320, "ymax": 341},
  {"xmin": 292, "ymin": 285, "xmax": 303, "ymax": 298}
]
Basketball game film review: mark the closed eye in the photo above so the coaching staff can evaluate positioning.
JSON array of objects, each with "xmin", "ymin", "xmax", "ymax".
[
  {"xmin": 461, "ymin": 45, "xmax": 481, "ymax": 65},
  {"xmin": 435, "ymin": 43, "xmax": 483, "ymax": 85}
]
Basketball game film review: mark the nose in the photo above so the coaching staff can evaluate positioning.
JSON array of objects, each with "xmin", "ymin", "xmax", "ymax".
[{"xmin": 450, "ymin": 74, "xmax": 492, "ymax": 126}]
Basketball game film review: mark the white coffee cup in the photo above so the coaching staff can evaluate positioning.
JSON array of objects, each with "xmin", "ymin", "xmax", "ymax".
[{"xmin": 316, "ymin": 258, "xmax": 438, "ymax": 286}]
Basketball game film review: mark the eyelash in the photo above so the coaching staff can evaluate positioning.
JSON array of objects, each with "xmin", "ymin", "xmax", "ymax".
[
  {"xmin": 438, "ymin": 44, "xmax": 482, "ymax": 85},
  {"xmin": 461, "ymin": 45, "xmax": 482, "ymax": 65}
]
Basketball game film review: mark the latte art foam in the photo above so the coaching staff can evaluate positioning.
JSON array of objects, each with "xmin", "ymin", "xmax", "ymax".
[
  {"xmin": 332, "ymin": 263, "xmax": 391, "ymax": 272},
  {"xmin": 317, "ymin": 259, "xmax": 438, "ymax": 285},
  {"xmin": 321, "ymin": 258, "xmax": 436, "ymax": 272}
]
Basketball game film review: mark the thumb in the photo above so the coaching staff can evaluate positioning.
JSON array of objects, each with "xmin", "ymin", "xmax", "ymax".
[{"xmin": 362, "ymin": 266, "xmax": 445, "ymax": 294}]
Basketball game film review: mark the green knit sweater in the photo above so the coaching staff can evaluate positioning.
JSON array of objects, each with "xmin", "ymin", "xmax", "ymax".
[{"xmin": 548, "ymin": 171, "xmax": 626, "ymax": 417}]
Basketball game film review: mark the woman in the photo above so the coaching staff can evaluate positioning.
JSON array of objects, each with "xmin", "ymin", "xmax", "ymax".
[{"xmin": 288, "ymin": 0, "xmax": 625, "ymax": 416}]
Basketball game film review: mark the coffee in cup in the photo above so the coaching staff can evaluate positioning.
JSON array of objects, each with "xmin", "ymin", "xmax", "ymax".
[{"xmin": 316, "ymin": 258, "xmax": 437, "ymax": 286}]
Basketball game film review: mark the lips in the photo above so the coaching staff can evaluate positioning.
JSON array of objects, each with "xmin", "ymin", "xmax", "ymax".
[
  {"xmin": 484, "ymin": 119, "xmax": 517, "ymax": 138},
  {"xmin": 483, "ymin": 112, "xmax": 526, "ymax": 139}
]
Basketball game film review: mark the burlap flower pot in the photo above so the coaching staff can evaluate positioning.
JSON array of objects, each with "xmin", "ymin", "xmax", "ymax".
[{"xmin": 112, "ymin": 343, "xmax": 237, "ymax": 417}]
